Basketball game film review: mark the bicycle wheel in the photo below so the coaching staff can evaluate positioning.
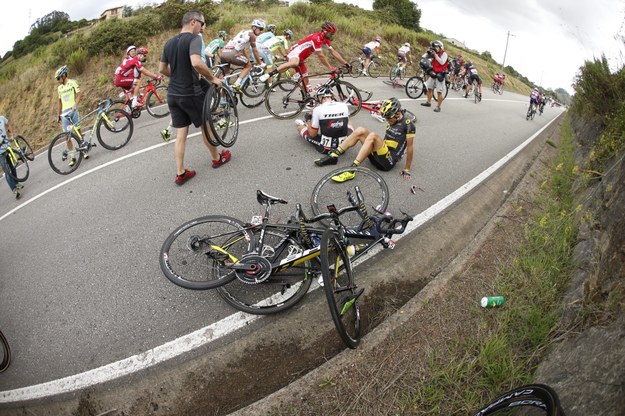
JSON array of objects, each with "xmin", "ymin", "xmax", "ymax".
[
  {"xmin": 217, "ymin": 229, "xmax": 313, "ymax": 314},
  {"xmin": 48, "ymin": 132, "xmax": 83, "ymax": 175},
  {"xmin": 389, "ymin": 65, "xmax": 399, "ymax": 82},
  {"xmin": 0, "ymin": 330, "xmax": 10, "ymax": 373},
  {"xmin": 472, "ymin": 384, "xmax": 565, "ymax": 416},
  {"xmin": 320, "ymin": 229, "xmax": 360, "ymax": 349},
  {"xmin": 531, "ymin": 106, "xmax": 536, "ymax": 120},
  {"xmin": 405, "ymin": 76, "xmax": 425, "ymax": 99},
  {"xmin": 265, "ymin": 79, "xmax": 306, "ymax": 119},
  {"xmin": 96, "ymin": 108, "xmax": 134, "ymax": 150},
  {"xmin": 367, "ymin": 61, "xmax": 380, "ymax": 78},
  {"xmin": 160, "ymin": 215, "xmax": 255, "ymax": 290},
  {"xmin": 205, "ymin": 85, "xmax": 239, "ymax": 148},
  {"xmin": 5, "ymin": 150, "xmax": 29, "ymax": 182},
  {"xmin": 239, "ymin": 74, "xmax": 267, "ymax": 108},
  {"xmin": 334, "ymin": 80, "xmax": 362, "ymax": 117},
  {"xmin": 349, "ymin": 59, "xmax": 362, "ymax": 78},
  {"xmin": 15, "ymin": 136, "xmax": 34, "ymax": 161},
  {"xmin": 311, "ymin": 166, "xmax": 389, "ymax": 230},
  {"xmin": 358, "ymin": 87, "xmax": 373, "ymax": 102},
  {"xmin": 201, "ymin": 85, "xmax": 221, "ymax": 147},
  {"xmin": 145, "ymin": 85, "xmax": 170, "ymax": 118}
]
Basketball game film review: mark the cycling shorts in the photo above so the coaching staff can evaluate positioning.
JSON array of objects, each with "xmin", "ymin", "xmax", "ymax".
[
  {"xmin": 367, "ymin": 142, "xmax": 398, "ymax": 171},
  {"xmin": 220, "ymin": 49, "xmax": 250, "ymax": 67},
  {"xmin": 362, "ymin": 47, "xmax": 373, "ymax": 59},
  {"xmin": 114, "ymin": 75, "xmax": 140, "ymax": 90},
  {"xmin": 397, "ymin": 53, "xmax": 407, "ymax": 64},
  {"xmin": 469, "ymin": 74, "xmax": 482, "ymax": 85}
]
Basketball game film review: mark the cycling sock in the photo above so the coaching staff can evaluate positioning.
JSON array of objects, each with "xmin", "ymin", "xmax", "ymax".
[
  {"xmin": 352, "ymin": 160, "xmax": 361, "ymax": 167},
  {"xmin": 336, "ymin": 146, "xmax": 345, "ymax": 155}
]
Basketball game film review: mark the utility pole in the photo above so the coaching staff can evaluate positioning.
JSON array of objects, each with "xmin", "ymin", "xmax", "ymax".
[{"xmin": 502, "ymin": 30, "xmax": 515, "ymax": 71}]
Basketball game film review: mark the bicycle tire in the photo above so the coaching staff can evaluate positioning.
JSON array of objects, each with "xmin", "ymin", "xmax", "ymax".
[
  {"xmin": 48, "ymin": 132, "xmax": 83, "ymax": 175},
  {"xmin": 405, "ymin": 76, "xmax": 425, "ymax": 99},
  {"xmin": 265, "ymin": 79, "xmax": 306, "ymax": 119},
  {"xmin": 389, "ymin": 65, "xmax": 399, "ymax": 82},
  {"xmin": 367, "ymin": 61, "xmax": 380, "ymax": 78},
  {"xmin": 0, "ymin": 330, "xmax": 10, "ymax": 373},
  {"xmin": 349, "ymin": 59, "xmax": 362, "ymax": 78},
  {"xmin": 320, "ymin": 229, "xmax": 360, "ymax": 349},
  {"xmin": 472, "ymin": 384, "xmax": 565, "ymax": 416},
  {"xmin": 239, "ymin": 74, "xmax": 267, "ymax": 108},
  {"xmin": 205, "ymin": 85, "xmax": 239, "ymax": 148},
  {"xmin": 160, "ymin": 215, "xmax": 255, "ymax": 290},
  {"xmin": 96, "ymin": 108, "xmax": 134, "ymax": 150},
  {"xmin": 201, "ymin": 85, "xmax": 221, "ymax": 147},
  {"xmin": 311, "ymin": 166, "xmax": 389, "ymax": 230},
  {"xmin": 5, "ymin": 150, "xmax": 29, "ymax": 182},
  {"xmin": 145, "ymin": 85, "xmax": 170, "ymax": 118},
  {"xmin": 334, "ymin": 80, "xmax": 362, "ymax": 117},
  {"xmin": 15, "ymin": 135, "xmax": 34, "ymax": 161},
  {"xmin": 217, "ymin": 229, "xmax": 313, "ymax": 314},
  {"xmin": 359, "ymin": 87, "xmax": 373, "ymax": 102}
]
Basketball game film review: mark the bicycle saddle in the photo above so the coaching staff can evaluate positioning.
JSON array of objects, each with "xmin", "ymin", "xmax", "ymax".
[{"xmin": 256, "ymin": 190, "xmax": 288, "ymax": 205}]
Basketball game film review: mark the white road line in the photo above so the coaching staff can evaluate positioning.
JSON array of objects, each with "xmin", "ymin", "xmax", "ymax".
[{"xmin": 0, "ymin": 110, "xmax": 561, "ymax": 403}]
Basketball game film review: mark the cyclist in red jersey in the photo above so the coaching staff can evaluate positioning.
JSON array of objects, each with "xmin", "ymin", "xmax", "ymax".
[
  {"xmin": 114, "ymin": 46, "xmax": 162, "ymax": 108},
  {"xmin": 259, "ymin": 21, "xmax": 350, "ymax": 92}
]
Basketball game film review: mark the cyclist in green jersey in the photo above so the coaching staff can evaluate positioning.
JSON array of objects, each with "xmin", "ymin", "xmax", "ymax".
[
  {"xmin": 205, "ymin": 30, "xmax": 227, "ymax": 67},
  {"xmin": 55, "ymin": 65, "xmax": 85, "ymax": 165}
]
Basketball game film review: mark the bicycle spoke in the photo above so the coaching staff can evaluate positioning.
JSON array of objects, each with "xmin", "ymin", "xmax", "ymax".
[
  {"xmin": 47, "ymin": 132, "xmax": 83, "ymax": 175},
  {"xmin": 96, "ymin": 109, "xmax": 134, "ymax": 150},
  {"xmin": 265, "ymin": 80, "xmax": 305, "ymax": 119}
]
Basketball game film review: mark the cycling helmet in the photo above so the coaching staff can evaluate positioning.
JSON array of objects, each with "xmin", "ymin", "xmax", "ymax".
[
  {"xmin": 55, "ymin": 65, "xmax": 69, "ymax": 80},
  {"xmin": 375, "ymin": 36, "xmax": 381, "ymax": 42},
  {"xmin": 126, "ymin": 45, "xmax": 136, "ymax": 54},
  {"xmin": 404, "ymin": 42, "xmax": 410, "ymax": 47},
  {"xmin": 316, "ymin": 85, "xmax": 333, "ymax": 98},
  {"xmin": 283, "ymin": 29, "xmax": 294, "ymax": 39},
  {"xmin": 218, "ymin": 30, "xmax": 227, "ymax": 39},
  {"xmin": 267, "ymin": 24, "xmax": 276, "ymax": 31},
  {"xmin": 251, "ymin": 19, "xmax": 265, "ymax": 30},
  {"xmin": 380, "ymin": 97, "xmax": 401, "ymax": 119},
  {"xmin": 137, "ymin": 47, "xmax": 148, "ymax": 55},
  {"xmin": 321, "ymin": 21, "xmax": 337, "ymax": 33},
  {"xmin": 431, "ymin": 40, "xmax": 444, "ymax": 49}
]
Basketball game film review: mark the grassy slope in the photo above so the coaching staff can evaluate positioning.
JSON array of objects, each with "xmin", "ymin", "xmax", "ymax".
[{"xmin": 0, "ymin": 2, "xmax": 532, "ymax": 153}]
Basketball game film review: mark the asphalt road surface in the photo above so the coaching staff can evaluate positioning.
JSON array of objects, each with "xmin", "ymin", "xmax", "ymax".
[{"xmin": 0, "ymin": 76, "xmax": 563, "ymax": 400}]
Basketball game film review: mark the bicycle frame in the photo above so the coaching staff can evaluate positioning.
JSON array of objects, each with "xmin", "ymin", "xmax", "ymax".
[
  {"xmin": 64, "ymin": 99, "xmax": 115, "ymax": 143},
  {"xmin": 118, "ymin": 79, "xmax": 159, "ymax": 107}
]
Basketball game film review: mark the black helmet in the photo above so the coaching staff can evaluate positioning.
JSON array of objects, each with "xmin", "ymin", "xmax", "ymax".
[{"xmin": 380, "ymin": 97, "xmax": 401, "ymax": 119}]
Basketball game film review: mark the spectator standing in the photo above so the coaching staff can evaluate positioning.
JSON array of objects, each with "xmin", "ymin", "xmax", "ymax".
[
  {"xmin": 0, "ymin": 115, "xmax": 23, "ymax": 199},
  {"xmin": 421, "ymin": 40, "xmax": 448, "ymax": 113}
]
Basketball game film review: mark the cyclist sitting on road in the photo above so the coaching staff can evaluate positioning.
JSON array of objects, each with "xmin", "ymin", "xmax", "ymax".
[
  {"xmin": 294, "ymin": 85, "xmax": 354, "ymax": 157},
  {"xmin": 55, "ymin": 65, "xmax": 84, "ymax": 165},
  {"xmin": 397, "ymin": 42, "xmax": 412, "ymax": 72},
  {"xmin": 205, "ymin": 31, "xmax": 228, "ymax": 67},
  {"xmin": 462, "ymin": 61, "xmax": 483, "ymax": 99},
  {"xmin": 114, "ymin": 46, "xmax": 162, "ymax": 109},
  {"xmin": 361, "ymin": 36, "xmax": 381, "ymax": 76},
  {"xmin": 420, "ymin": 40, "xmax": 448, "ymax": 113},
  {"xmin": 220, "ymin": 19, "xmax": 266, "ymax": 93},
  {"xmin": 259, "ymin": 21, "xmax": 351, "ymax": 93},
  {"xmin": 260, "ymin": 29, "xmax": 293, "ymax": 72},
  {"xmin": 314, "ymin": 97, "xmax": 415, "ymax": 183},
  {"xmin": 0, "ymin": 115, "xmax": 23, "ymax": 199}
]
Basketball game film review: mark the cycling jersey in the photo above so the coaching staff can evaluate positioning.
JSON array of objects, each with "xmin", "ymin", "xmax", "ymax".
[
  {"xmin": 364, "ymin": 41, "xmax": 380, "ymax": 50},
  {"xmin": 224, "ymin": 29, "xmax": 257, "ymax": 52},
  {"xmin": 398, "ymin": 45, "xmax": 410, "ymax": 55},
  {"xmin": 530, "ymin": 90, "xmax": 541, "ymax": 104},
  {"xmin": 368, "ymin": 111, "xmax": 415, "ymax": 171},
  {"xmin": 115, "ymin": 56, "xmax": 144, "ymax": 78},
  {"xmin": 303, "ymin": 100, "xmax": 351, "ymax": 153},
  {"xmin": 206, "ymin": 38, "xmax": 225, "ymax": 56},
  {"xmin": 57, "ymin": 79, "xmax": 80, "ymax": 111},
  {"xmin": 262, "ymin": 36, "xmax": 289, "ymax": 54},
  {"xmin": 255, "ymin": 32, "xmax": 274, "ymax": 47},
  {"xmin": 288, "ymin": 31, "xmax": 331, "ymax": 62}
]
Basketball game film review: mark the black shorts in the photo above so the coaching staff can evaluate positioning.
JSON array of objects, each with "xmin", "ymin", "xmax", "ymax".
[
  {"xmin": 469, "ymin": 74, "xmax": 482, "ymax": 85},
  {"xmin": 367, "ymin": 144, "xmax": 397, "ymax": 171},
  {"xmin": 167, "ymin": 93, "xmax": 206, "ymax": 129}
]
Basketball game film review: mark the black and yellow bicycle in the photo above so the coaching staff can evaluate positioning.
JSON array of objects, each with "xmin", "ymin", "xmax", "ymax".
[{"xmin": 2, "ymin": 135, "xmax": 34, "ymax": 183}]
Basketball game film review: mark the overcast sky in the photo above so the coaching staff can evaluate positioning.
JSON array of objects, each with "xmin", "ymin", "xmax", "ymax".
[{"xmin": 2, "ymin": 0, "xmax": 624, "ymax": 94}]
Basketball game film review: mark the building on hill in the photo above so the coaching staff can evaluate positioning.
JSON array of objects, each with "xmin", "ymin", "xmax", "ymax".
[
  {"xmin": 444, "ymin": 38, "xmax": 468, "ymax": 49},
  {"xmin": 100, "ymin": 6, "xmax": 125, "ymax": 21}
]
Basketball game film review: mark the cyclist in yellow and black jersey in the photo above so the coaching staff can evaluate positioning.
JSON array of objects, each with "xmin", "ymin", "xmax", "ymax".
[{"xmin": 315, "ymin": 97, "xmax": 415, "ymax": 183}]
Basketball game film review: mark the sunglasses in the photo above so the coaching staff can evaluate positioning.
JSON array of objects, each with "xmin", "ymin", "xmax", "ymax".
[{"xmin": 196, "ymin": 19, "xmax": 205, "ymax": 27}]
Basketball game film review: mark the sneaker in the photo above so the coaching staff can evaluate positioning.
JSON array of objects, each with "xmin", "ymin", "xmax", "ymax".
[
  {"xmin": 434, "ymin": 106, "xmax": 441, "ymax": 113},
  {"xmin": 362, "ymin": 72, "xmax": 368, "ymax": 77},
  {"xmin": 294, "ymin": 119, "xmax": 305, "ymax": 127},
  {"xmin": 314, "ymin": 152, "xmax": 339, "ymax": 167},
  {"xmin": 212, "ymin": 149, "xmax": 231, "ymax": 169},
  {"xmin": 317, "ymin": 274, "xmax": 324, "ymax": 287},
  {"xmin": 175, "ymin": 169, "xmax": 196, "ymax": 185},
  {"xmin": 61, "ymin": 150, "xmax": 68, "ymax": 161},
  {"xmin": 83, "ymin": 151, "xmax": 89, "ymax": 159},
  {"xmin": 332, "ymin": 170, "xmax": 356, "ymax": 183},
  {"xmin": 259, "ymin": 73, "xmax": 270, "ymax": 83},
  {"xmin": 13, "ymin": 188, "xmax": 21, "ymax": 199},
  {"xmin": 420, "ymin": 102, "xmax": 432, "ymax": 107},
  {"xmin": 161, "ymin": 129, "xmax": 171, "ymax": 142},
  {"xmin": 69, "ymin": 158, "xmax": 76, "ymax": 167},
  {"xmin": 15, "ymin": 183, "xmax": 24, "ymax": 190},
  {"xmin": 463, "ymin": 94, "xmax": 468, "ymax": 98}
]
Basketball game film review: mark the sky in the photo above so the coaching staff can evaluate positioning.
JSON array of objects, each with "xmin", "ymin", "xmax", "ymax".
[{"xmin": 3, "ymin": 0, "xmax": 624, "ymax": 94}]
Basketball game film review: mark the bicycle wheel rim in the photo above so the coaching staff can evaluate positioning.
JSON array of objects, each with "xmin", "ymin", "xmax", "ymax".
[
  {"xmin": 240, "ymin": 77, "xmax": 267, "ymax": 108},
  {"xmin": 97, "ymin": 109, "xmax": 133, "ymax": 150},
  {"xmin": 389, "ymin": 67, "xmax": 397, "ymax": 82},
  {"xmin": 335, "ymin": 81, "xmax": 362, "ymax": 117},
  {"xmin": 48, "ymin": 132, "xmax": 82, "ymax": 175},
  {"xmin": 349, "ymin": 59, "xmax": 361, "ymax": 78},
  {"xmin": 405, "ymin": 77, "xmax": 425, "ymax": 99},
  {"xmin": 368, "ymin": 62, "xmax": 380, "ymax": 78},
  {"xmin": 0, "ymin": 330, "xmax": 10, "ymax": 373},
  {"xmin": 16, "ymin": 136, "xmax": 35, "ymax": 161},
  {"xmin": 359, "ymin": 87, "xmax": 373, "ymax": 102},
  {"xmin": 265, "ymin": 80, "xmax": 305, "ymax": 119},
  {"xmin": 311, "ymin": 166, "xmax": 390, "ymax": 230},
  {"xmin": 146, "ymin": 86, "xmax": 170, "ymax": 118},
  {"xmin": 217, "ymin": 229, "xmax": 313, "ymax": 314},
  {"xmin": 160, "ymin": 216, "xmax": 254, "ymax": 290},
  {"xmin": 209, "ymin": 86, "xmax": 239, "ymax": 148},
  {"xmin": 320, "ymin": 230, "xmax": 360, "ymax": 349},
  {"xmin": 6, "ymin": 152, "xmax": 29, "ymax": 182},
  {"xmin": 201, "ymin": 86, "xmax": 221, "ymax": 147},
  {"xmin": 473, "ymin": 384, "xmax": 564, "ymax": 416}
]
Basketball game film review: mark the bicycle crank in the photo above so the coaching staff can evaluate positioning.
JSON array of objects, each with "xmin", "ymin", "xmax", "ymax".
[{"xmin": 232, "ymin": 254, "xmax": 272, "ymax": 284}]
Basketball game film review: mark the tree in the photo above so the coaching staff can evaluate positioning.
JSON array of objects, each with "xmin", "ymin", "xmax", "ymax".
[{"xmin": 373, "ymin": 0, "xmax": 421, "ymax": 32}]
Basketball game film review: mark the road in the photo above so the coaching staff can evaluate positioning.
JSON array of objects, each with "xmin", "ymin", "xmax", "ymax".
[{"xmin": 0, "ymin": 77, "xmax": 563, "ymax": 401}]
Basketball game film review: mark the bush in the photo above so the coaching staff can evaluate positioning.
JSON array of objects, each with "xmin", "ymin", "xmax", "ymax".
[{"xmin": 68, "ymin": 48, "xmax": 88, "ymax": 76}]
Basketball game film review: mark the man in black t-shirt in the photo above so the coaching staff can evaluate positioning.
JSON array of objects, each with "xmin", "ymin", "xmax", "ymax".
[{"xmin": 159, "ymin": 10, "xmax": 230, "ymax": 186}]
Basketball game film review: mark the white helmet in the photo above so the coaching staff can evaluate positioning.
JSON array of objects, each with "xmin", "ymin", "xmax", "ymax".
[
  {"xmin": 251, "ymin": 19, "xmax": 265, "ymax": 30},
  {"xmin": 404, "ymin": 42, "xmax": 410, "ymax": 47}
]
